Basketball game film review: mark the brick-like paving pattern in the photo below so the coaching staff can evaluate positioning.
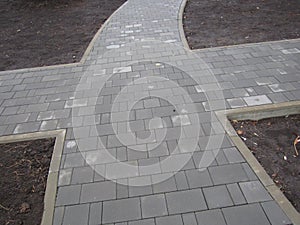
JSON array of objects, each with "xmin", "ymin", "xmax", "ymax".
[{"xmin": 0, "ymin": 0, "xmax": 299, "ymax": 224}]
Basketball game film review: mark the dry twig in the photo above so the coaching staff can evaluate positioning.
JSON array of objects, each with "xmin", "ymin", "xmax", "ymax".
[
  {"xmin": 293, "ymin": 134, "xmax": 300, "ymax": 156},
  {"xmin": 0, "ymin": 203, "xmax": 9, "ymax": 211}
]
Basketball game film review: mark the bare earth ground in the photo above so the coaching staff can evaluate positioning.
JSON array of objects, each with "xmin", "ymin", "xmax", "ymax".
[
  {"xmin": 0, "ymin": 0, "xmax": 126, "ymax": 71},
  {"xmin": 183, "ymin": 0, "xmax": 300, "ymax": 49},
  {"xmin": 0, "ymin": 139, "xmax": 55, "ymax": 225},
  {"xmin": 231, "ymin": 115, "xmax": 300, "ymax": 213}
]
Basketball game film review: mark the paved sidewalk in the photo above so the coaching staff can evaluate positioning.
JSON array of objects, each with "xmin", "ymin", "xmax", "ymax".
[{"xmin": 0, "ymin": 0, "xmax": 300, "ymax": 224}]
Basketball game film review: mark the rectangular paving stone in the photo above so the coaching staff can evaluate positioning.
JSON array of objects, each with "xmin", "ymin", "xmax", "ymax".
[
  {"xmin": 208, "ymin": 164, "xmax": 249, "ymax": 185},
  {"xmin": 116, "ymin": 180, "xmax": 129, "ymax": 199},
  {"xmin": 203, "ymin": 185, "xmax": 234, "ymax": 209},
  {"xmin": 89, "ymin": 202, "xmax": 102, "ymax": 225},
  {"xmin": 106, "ymin": 161, "xmax": 139, "ymax": 179},
  {"xmin": 222, "ymin": 203, "xmax": 271, "ymax": 225},
  {"xmin": 185, "ymin": 169, "xmax": 213, "ymax": 188},
  {"xmin": 223, "ymin": 147, "xmax": 245, "ymax": 163},
  {"xmin": 215, "ymin": 150, "xmax": 229, "ymax": 165},
  {"xmin": 174, "ymin": 171, "xmax": 189, "ymax": 190},
  {"xmin": 53, "ymin": 207, "xmax": 64, "ymax": 225},
  {"xmin": 261, "ymin": 201, "xmax": 291, "ymax": 225},
  {"xmin": 141, "ymin": 194, "xmax": 168, "ymax": 218},
  {"xmin": 128, "ymin": 176, "xmax": 153, "ymax": 197},
  {"xmin": 243, "ymin": 95, "xmax": 272, "ymax": 106},
  {"xmin": 227, "ymin": 183, "xmax": 247, "ymax": 205},
  {"xmin": 182, "ymin": 213, "xmax": 197, "ymax": 225},
  {"xmin": 63, "ymin": 204, "xmax": 89, "ymax": 225},
  {"xmin": 152, "ymin": 173, "xmax": 177, "ymax": 194},
  {"xmin": 138, "ymin": 157, "xmax": 162, "ymax": 176},
  {"xmin": 242, "ymin": 163, "xmax": 258, "ymax": 180},
  {"xmin": 195, "ymin": 209, "xmax": 226, "ymax": 225},
  {"xmin": 13, "ymin": 122, "xmax": 41, "ymax": 134},
  {"xmin": 239, "ymin": 181, "xmax": 272, "ymax": 203},
  {"xmin": 58, "ymin": 168, "xmax": 72, "ymax": 186},
  {"xmin": 80, "ymin": 181, "xmax": 116, "ymax": 203},
  {"xmin": 40, "ymin": 120, "xmax": 58, "ymax": 131},
  {"xmin": 55, "ymin": 185, "xmax": 81, "ymax": 206},
  {"xmin": 64, "ymin": 152, "xmax": 85, "ymax": 168},
  {"xmin": 102, "ymin": 198, "xmax": 141, "ymax": 224},
  {"xmin": 71, "ymin": 166, "xmax": 94, "ymax": 184},
  {"xmin": 129, "ymin": 218, "xmax": 155, "ymax": 225},
  {"xmin": 156, "ymin": 215, "xmax": 183, "ymax": 225},
  {"xmin": 166, "ymin": 189, "xmax": 207, "ymax": 214}
]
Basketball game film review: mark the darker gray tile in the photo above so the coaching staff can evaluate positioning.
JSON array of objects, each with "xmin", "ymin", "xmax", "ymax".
[
  {"xmin": 203, "ymin": 185, "xmax": 234, "ymax": 209},
  {"xmin": 166, "ymin": 189, "xmax": 207, "ymax": 214},
  {"xmin": 102, "ymin": 198, "xmax": 141, "ymax": 223},
  {"xmin": 222, "ymin": 203, "xmax": 271, "ymax": 225}
]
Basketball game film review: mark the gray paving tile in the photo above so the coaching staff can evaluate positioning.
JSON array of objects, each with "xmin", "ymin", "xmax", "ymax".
[
  {"xmin": 58, "ymin": 168, "xmax": 72, "ymax": 186},
  {"xmin": 64, "ymin": 152, "xmax": 85, "ymax": 168},
  {"xmin": 185, "ymin": 169, "xmax": 213, "ymax": 188},
  {"xmin": 102, "ymin": 198, "xmax": 141, "ymax": 224},
  {"xmin": 182, "ymin": 213, "xmax": 197, "ymax": 225},
  {"xmin": 152, "ymin": 174, "xmax": 177, "ymax": 194},
  {"xmin": 242, "ymin": 163, "xmax": 258, "ymax": 180},
  {"xmin": 53, "ymin": 207, "xmax": 64, "ymax": 225},
  {"xmin": 243, "ymin": 95, "xmax": 272, "ymax": 106},
  {"xmin": 129, "ymin": 219, "xmax": 155, "ymax": 225},
  {"xmin": 56, "ymin": 185, "xmax": 81, "ymax": 206},
  {"xmin": 63, "ymin": 204, "xmax": 89, "ymax": 225},
  {"xmin": 128, "ymin": 176, "xmax": 153, "ymax": 197},
  {"xmin": 222, "ymin": 203, "xmax": 271, "ymax": 225},
  {"xmin": 89, "ymin": 202, "xmax": 102, "ymax": 225},
  {"xmin": 239, "ymin": 181, "xmax": 272, "ymax": 203},
  {"xmin": 156, "ymin": 215, "xmax": 183, "ymax": 225},
  {"xmin": 226, "ymin": 183, "xmax": 247, "ymax": 205},
  {"xmin": 223, "ymin": 147, "xmax": 245, "ymax": 163},
  {"xmin": 208, "ymin": 164, "xmax": 249, "ymax": 185},
  {"xmin": 141, "ymin": 194, "xmax": 168, "ymax": 218},
  {"xmin": 71, "ymin": 166, "xmax": 94, "ymax": 184},
  {"xmin": 195, "ymin": 209, "xmax": 226, "ymax": 225},
  {"xmin": 174, "ymin": 171, "xmax": 189, "ymax": 190},
  {"xmin": 166, "ymin": 189, "xmax": 207, "ymax": 214},
  {"xmin": 203, "ymin": 185, "xmax": 233, "ymax": 209},
  {"xmin": 261, "ymin": 201, "xmax": 291, "ymax": 225},
  {"xmin": 80, "ymin": 181, "xmax": 116, "ymax": 203}
]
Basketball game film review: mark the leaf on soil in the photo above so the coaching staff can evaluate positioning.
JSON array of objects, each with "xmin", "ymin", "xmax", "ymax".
[
  {"xmin": 19, "ymin": 202, "xmax": 30, "ymax": 213},
  {"xmin": 237, "ymin": 129, "xmax": 244, "ymax": 135}
]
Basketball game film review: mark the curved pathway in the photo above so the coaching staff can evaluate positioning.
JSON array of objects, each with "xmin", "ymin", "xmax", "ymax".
[{"xmin": 0, "ymin": 0, "xmax": 299, "ymax": 225}]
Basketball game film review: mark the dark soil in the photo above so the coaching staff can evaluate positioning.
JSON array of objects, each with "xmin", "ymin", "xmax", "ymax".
[
  {"xmin": 0, "ymin": 0, "xmax": 126, "ymax": 71},
  {"xmin": 183, "ymin": 0, "xmax": 300, "ymax": 49},
  {"xmin": 231, "ymin": 114, "xmax": 300, "ymax": 212},
  {"xmin": 0, "ymin": 138, "xmax": 55, "ymax": 225}
]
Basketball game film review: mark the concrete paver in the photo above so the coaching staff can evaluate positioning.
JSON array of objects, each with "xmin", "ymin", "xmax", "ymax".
[{"xmin": 0, "ymin": 0, "xmax": 299, "ymax": 224}]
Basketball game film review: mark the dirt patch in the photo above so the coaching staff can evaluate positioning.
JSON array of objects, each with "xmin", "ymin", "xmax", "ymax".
[
  {"xmin": 183, "ymin": 0, "xmax": 300, "ymax": 49},
  {"xmin": 231, "ymin": 114, "xmax": 300, "ymax": 212},
  {"xmin": 0, "ymin": 0, "xmax": 126, "ymax": 71},
  {"xmin": 0, "ymin": 138, "xmax": 55, "ymax": 225}
]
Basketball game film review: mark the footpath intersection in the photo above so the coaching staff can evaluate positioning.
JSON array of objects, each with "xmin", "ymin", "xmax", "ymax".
[{"xmin": 0, "ymin": 0, "xmax": 300, "ymax": 224}]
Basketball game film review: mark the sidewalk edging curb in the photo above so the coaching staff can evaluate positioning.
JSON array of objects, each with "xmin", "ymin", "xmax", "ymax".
[
  {"xmin": 0, "ymin": 129, "xmax": 66, "ymax": 225},
  {"xmin": 0, "ymin": 0, "xmax": 129, "ymax": 75},
  {"xmin": 177, "ymin": 0, "xmax": 300, "ymax": 52},
  {"xmin": 216, "ymin": 101, "xmax": 300, "ymax": 225}
]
